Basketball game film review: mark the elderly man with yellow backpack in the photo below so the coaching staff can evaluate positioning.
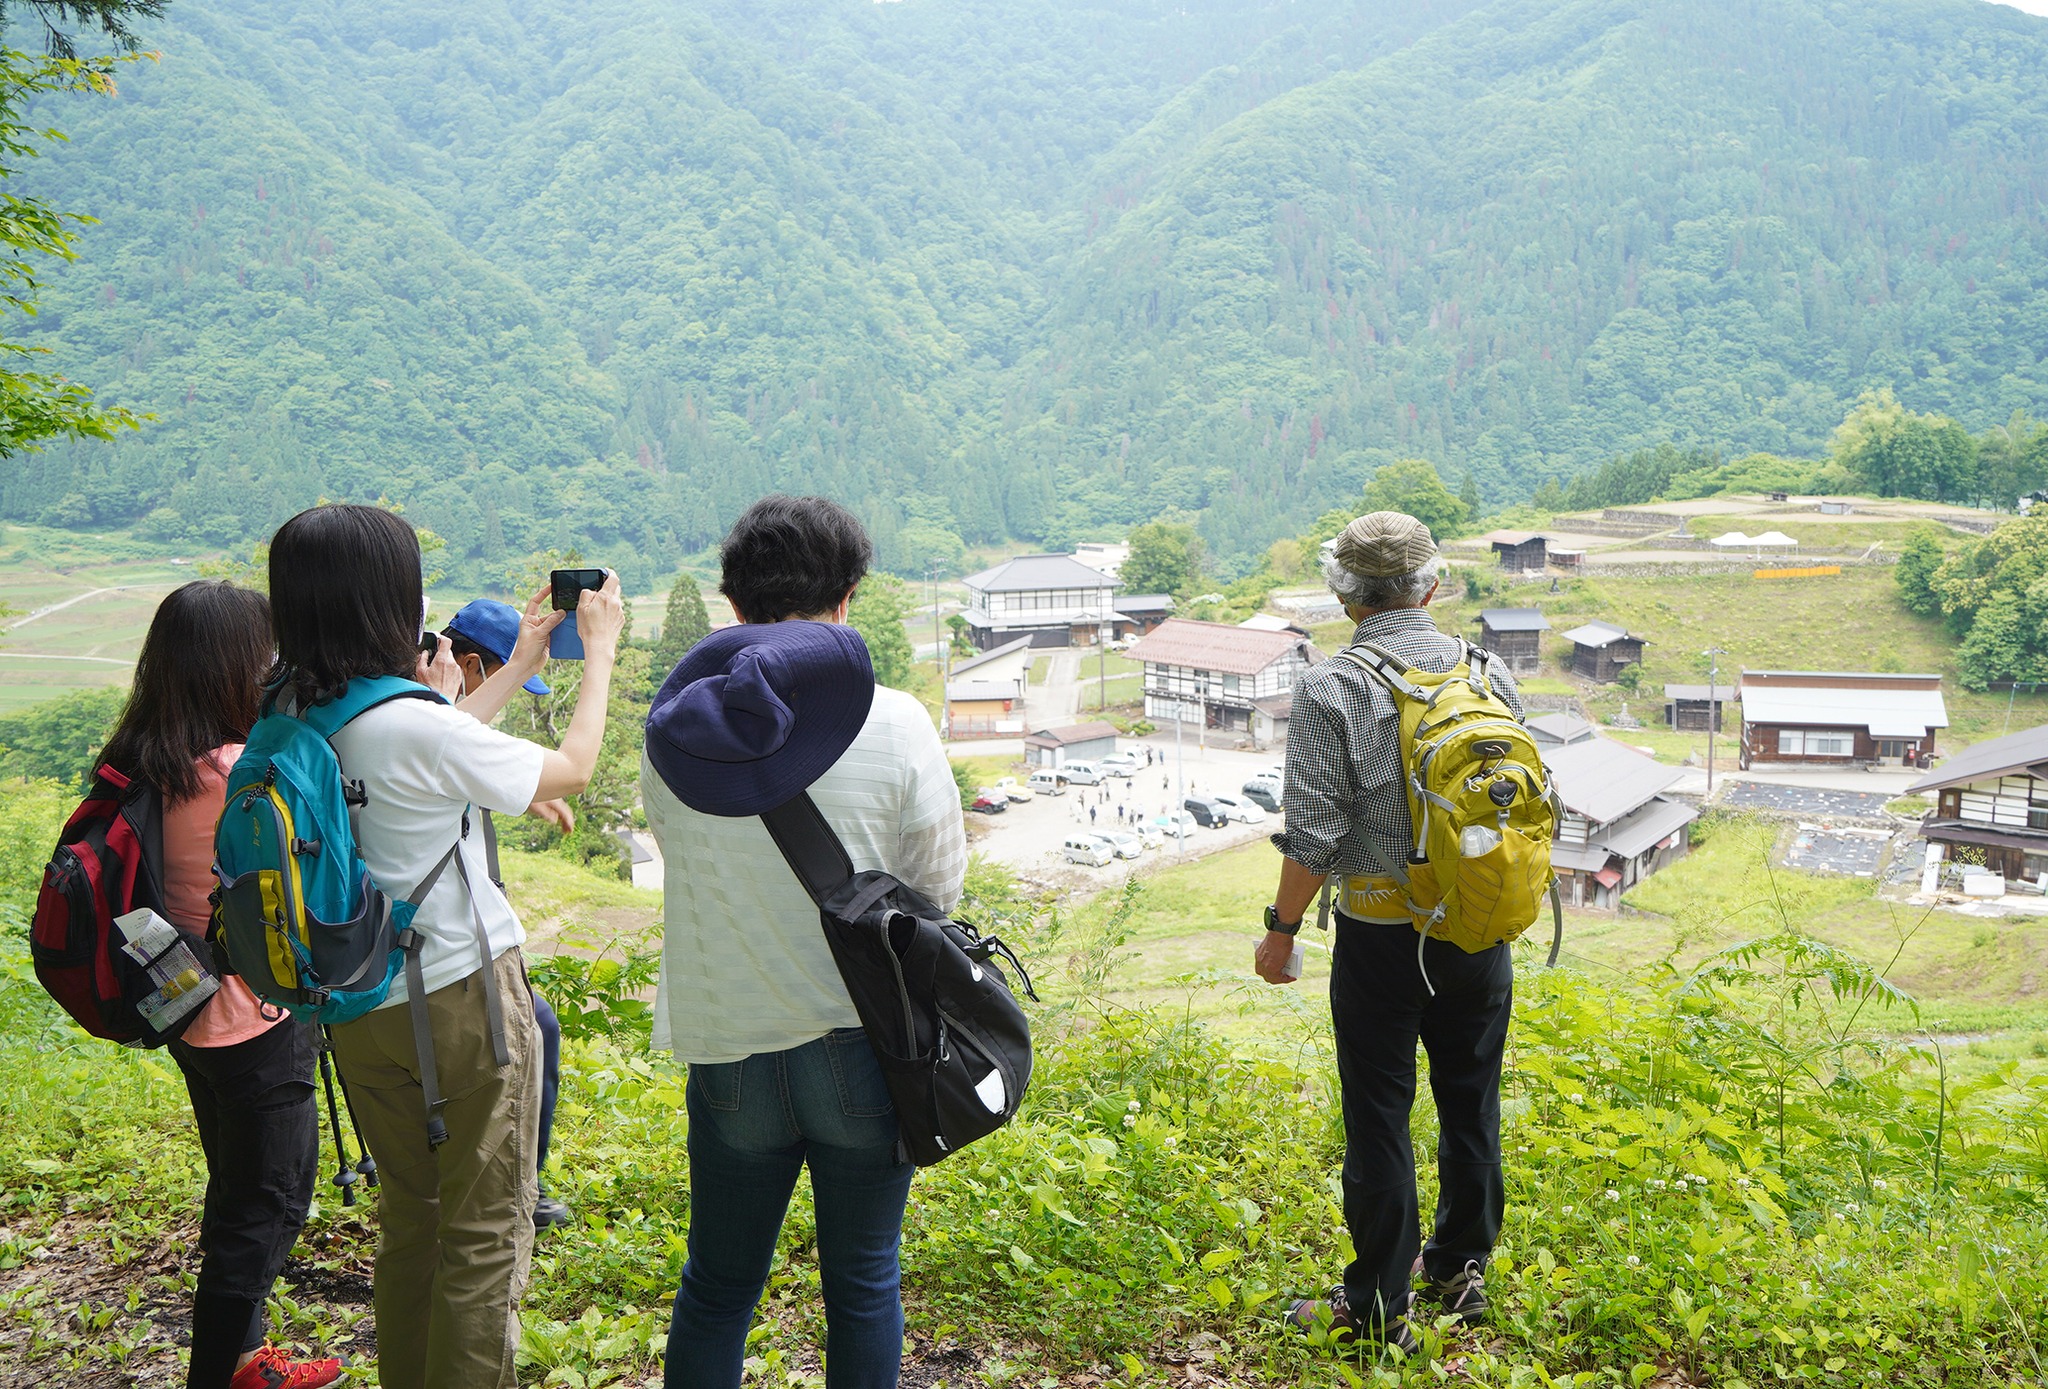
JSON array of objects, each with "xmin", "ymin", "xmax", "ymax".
[{"xmin": 1257, "ymin": 510, "xmax": 1561, "ymax": 1356}]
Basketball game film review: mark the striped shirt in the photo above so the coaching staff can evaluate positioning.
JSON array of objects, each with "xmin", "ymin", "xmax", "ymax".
[
  {"xmin": 1271, "ymin": 607, "xmax": 1524, "ymax": 879},
  {"xmin": 643, "ymin": 686, "xmax": 968, "ymax": 1064}
]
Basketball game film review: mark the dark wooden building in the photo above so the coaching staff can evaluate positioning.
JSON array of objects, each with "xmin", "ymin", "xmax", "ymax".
[
  {"xmin": 1560, "ymin": 621, "xmax": 1646, "ymax": 682},
  {"xmin": 1475, "ymin": 608, "xmax": 1550, "ymax": 675},
  {"xmin": 1909, "ymin": 724, "xmax": 2048, "ymax": 885},
  {"xmin": 1738, "ymin": 670, "xmax": 1947, "ymax": 767},
  {"xmin": 1484, "ymin": 530, "xmax": 1550, "ymax": 574},
  {"xmin": 1663, "ymin": 683, "xmax": 1731, "ymax": 732}
]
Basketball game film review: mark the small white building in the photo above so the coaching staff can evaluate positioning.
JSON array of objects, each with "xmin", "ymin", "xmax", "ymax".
[
  {"xmin": 1542, "ymin": 738, "xmax": 1698, "ymax": 909},
  {"xmin": 1126, "ymin": 617, "xmax": 1321, "ymax": 744}
]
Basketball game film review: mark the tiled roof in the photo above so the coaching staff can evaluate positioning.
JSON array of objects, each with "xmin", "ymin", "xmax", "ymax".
[
  {"xmin": 1125, "ymin": 617, "xmax": 1320, "ymax": 676},
  {"xmin": 1561, "ymin": 621, "xmax": 1639, "ymax": 649},
  {"xmin": 1477, "ymin": 608, "xmax": 1551, "ymax": 633},
  {"xmin": 1541, "ymin": 737, "xmax": 1684, "ymax": 824},
  {"xmin": 963, "ymin": 554, "xmax": 1116, "ymax": 593}
]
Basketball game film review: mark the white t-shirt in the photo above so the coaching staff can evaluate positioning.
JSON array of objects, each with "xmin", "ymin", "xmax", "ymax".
[
  {"xmin": 643, "ymin": 685, "xmax": 968, "ymax": 1064},
  {"xmin": 326, "ymin": 698, "xmax": 546, "ymax": 1006}
]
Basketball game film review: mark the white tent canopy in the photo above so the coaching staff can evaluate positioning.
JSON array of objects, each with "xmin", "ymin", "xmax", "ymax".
[
  {"xmin": 1708, "ymin": 531, "xmax": 1751, "ymax": 547},
  {"xmin": 1710, "ymin": 530, "xmax": 1797, "ymax": 552}
]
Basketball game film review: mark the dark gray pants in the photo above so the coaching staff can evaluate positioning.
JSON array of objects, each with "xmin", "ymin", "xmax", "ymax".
[{"xmin": 1330, "ymin": 915, "xmax": 1512, "ymax": 1327}]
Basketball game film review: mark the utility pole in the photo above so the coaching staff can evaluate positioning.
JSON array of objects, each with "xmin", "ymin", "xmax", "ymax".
[
  {"xmin": 1173, "ymin": 689, "xmax": 1185, "ymax": 859},
  {"xmin": 1704, "ymin": 646, "xmax": 1724, "ymax": 799}
]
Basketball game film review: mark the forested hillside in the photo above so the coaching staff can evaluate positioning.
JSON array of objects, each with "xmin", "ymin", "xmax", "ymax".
[{"xmin": 5, "ymin": 0, "xmax": 2048, "ymax": 581}]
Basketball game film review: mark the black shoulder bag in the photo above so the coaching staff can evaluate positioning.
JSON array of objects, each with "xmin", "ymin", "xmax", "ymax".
[{"xmin": 761, "ymin": 793, "xmax": 1037, "ymax": 1166}]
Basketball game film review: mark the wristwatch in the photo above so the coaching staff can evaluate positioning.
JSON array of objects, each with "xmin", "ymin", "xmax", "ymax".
[{"xmin": 1264, "ymin": 904, "xmax": 1302, "ymax": 936}]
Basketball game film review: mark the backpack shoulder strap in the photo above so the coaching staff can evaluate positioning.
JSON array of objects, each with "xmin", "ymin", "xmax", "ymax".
[
  {"xmin": 296, "ymin": 676, "xmax": 446, "ymax": 740},
  {"xmin": 1334, "ymin": 640, "xmax": 1430, "ymax": 702},
  {"xmin": 761, "ymin": 792, "xmax": 857, "ymax": 906}
]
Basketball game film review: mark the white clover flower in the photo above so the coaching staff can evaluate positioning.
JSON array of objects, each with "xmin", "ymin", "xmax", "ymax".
[
  {"xmin": 1625, "ymin": 1254, "xmax": 1641, "ymax": 1267},
  {"xmin": 1872, "ymin": 1178, "xmax": 1887, "ymax": 1190},
  {"xmin": 1128, "ymin": 1100, "xmax": 1141, "ymax": 1112},
  {"xmin": 1162, "ymin": 1135, "xmax": 1178, "ymax": 1149},
  {"xmin": 1604, "ymin": 1189, "xmax": 1621, "ymax": 1202},
  {"xmin": 1122, "ymin": 1114, "xmax": 1137, "ymax": 1129},
  {"xmin": 1735, "ymin": 1176, "xmax": 1752, "ymax": 1188},
  {"xmin": 1570, "ymin": 1093, "xmax": 1586, "ymax": 1105},
  {"xmin": 1648, "ymin": 1178, "xmax": 1666, "ymax": 1190},
  {"xmin": 1561, "ymin": 1205, "xmax": 1574, "ymax": 1215},
  {"xmin": 1843, "ymin": 1201, "xmax": 1859, "ymax": 1213}
]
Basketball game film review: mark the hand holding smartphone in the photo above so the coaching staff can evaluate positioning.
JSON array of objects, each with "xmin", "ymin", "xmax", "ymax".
[{"xmin": 548, "ymin": 568, "xmax": 608, "ymax": 660}]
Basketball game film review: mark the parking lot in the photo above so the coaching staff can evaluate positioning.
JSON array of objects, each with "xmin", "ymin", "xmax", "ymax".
[{"xmin": 959, "ymin": 736, "xmax": 1287, "ymax": 886}]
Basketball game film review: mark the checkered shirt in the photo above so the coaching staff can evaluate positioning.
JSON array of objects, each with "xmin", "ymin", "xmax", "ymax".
[{"xmin": 1270, "ymin": 607, "xmax": 1525, "ymax": 878}]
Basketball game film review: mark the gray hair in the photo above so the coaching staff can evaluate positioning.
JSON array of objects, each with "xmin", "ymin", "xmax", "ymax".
[{"xmin": 1322, "ymin": 555, "xmax": 1439, "ymax": 610}]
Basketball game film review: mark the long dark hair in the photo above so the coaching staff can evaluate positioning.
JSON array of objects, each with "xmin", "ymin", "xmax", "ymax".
[
  {"xmin": 98, "ymin": 581, "xmax": 274, "ymax": 804},
  {"xmin": 269, "ymin": 504, "xmax": 425, "ymax": 707}
]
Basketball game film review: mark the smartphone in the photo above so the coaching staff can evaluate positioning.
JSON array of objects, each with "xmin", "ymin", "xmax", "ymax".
[
  {"xmin": 549, "ymin": 568, "xmax": 607, "ymax": 661},
  {"xmin": 419, "ymin": 632, "xmax": 440, "ymax": 659},
  {"xmin": 550, "ymin": 568, "xmax": 608, "ymax": 611}
]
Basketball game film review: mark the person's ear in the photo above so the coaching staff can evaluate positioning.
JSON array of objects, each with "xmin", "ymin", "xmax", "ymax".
[
  {"xmin": 459, "ymin": 652, "xmax": 486, "ymax": 692},
  {"xmin": 1422, "ymin": 578, "xmax": 1440, "ymax": 606},
  {"xmin": 835, "ymin": 585, "xmax": 858, "ymax": 624}
]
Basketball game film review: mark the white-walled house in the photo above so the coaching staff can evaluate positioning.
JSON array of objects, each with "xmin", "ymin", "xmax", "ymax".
[{"xmin": 1125, "ymin": 618, "xmax": 1321, "ymax": 744}]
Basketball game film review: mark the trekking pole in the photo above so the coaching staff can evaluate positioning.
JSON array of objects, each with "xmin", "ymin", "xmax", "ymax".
[
  {"xmin": 323, "ymin": 1024, "xmax": 378, "ymax": 1191},
  {"xmin": 316, "ymin": 1030, "xmax": 362, "ymax": 1207}
]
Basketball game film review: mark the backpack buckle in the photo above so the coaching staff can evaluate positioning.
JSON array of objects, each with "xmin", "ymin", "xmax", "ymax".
[{"xmin": 343, "ymin": 779, "xmax": 368, "ymax": 809}]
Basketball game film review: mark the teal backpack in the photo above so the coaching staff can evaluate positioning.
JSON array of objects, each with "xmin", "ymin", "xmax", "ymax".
[{"xmin": 211, "ymin": 675, "xmax": 508, "ymax": 1148}]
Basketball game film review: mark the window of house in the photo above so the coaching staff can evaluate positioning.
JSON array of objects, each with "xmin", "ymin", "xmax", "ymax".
[
  {"xmin": 1223, "ymin": 674, "xmax": 1240, "ymax": 695},
  {"xmin": 1938, "ymin": 789, "xmax": 1960, "ymax": 818},
  {"xmin": 1779, "ymin": 729, "xmax": 1853, "ymax": 757},
  {"xmin": 1877, "ymin": 739, "xmax": 1909, "ymax": 760}
]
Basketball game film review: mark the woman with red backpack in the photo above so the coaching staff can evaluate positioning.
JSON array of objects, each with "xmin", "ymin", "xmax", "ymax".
[{"xmin": 94, "ymin": 580, "xmax": 343, "ymax": 1389}]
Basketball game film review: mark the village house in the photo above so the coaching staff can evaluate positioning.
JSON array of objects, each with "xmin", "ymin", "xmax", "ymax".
[
  {"xmin": 1907, "ymin": 725, "xmax": 2048, "ymax": 885},
  {"xmin": 1475, "ymin": 608, "xmax": 1550, "ymax": 675},
  {"xmin": 1737, "ymin": 670, "xmax": 1947, "ymax": 767},
  {"xmin": 1023, "ymin": 721, "xmax": 1121, "ymax": 769},
  {"xmin": 1125, "ymin": 617, "xmax": 1321, "ymax": 745},
  {"xmin": 1111, "ymin": 593, "xmax": 1175, "ymax": 640},
  {"xmin": 1560, "ymin": 620, "xmax": 1647, "ymax": 682},
  {"xmin": 943, "ymin": 637, "xmax": 1031, "ymax": 737},
  {"xmin": 1663, "ymin": 683, "xmax": 1731, "ymax": 732},
  {"xmin": 1542, "ymin": 738, "xmax": 1698, "ymax": 910},
  {"xmin": 1072, "ymin": 541, "xmax": 1129, "ymax": 580},
  {"xmin": 960, "ymin": 553, "xmax": 1119, "ymax": 651},
  {"xmin": 1527, "ymin": 712, "xmax": 1596, "ymax": 749},
  {"xmin": 1483, "ymin": 530, "xmax": 1550, "ymax": 574}
]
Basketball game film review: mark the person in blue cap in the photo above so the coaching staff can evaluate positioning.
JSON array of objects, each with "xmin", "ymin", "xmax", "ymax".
[
  {"xmin": 443, "ymin": 597, "xmax": 576, "ymax": 1231},
  {"xmin": 642, "ymin": 496, "xmax": 967, "ymax": 1389}
]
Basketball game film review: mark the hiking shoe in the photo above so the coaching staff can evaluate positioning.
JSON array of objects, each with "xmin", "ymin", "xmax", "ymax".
[
  {"xmin": 533, "ymin": 1193, "xmax": 573, "ymax": 1230},
  {"xmin": 1283, "ymin": 1287, "xmax": 1420, "ymax": 1355},
  {"xmin": 228, "ymin": 1345, "xmax": 345, "ymax": 1389},
  {"xmin": 1416, "ymin": 1258, "xmax": 1488, "ymax": 1325}
]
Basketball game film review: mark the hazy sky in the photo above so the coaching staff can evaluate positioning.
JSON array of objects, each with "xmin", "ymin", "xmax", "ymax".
[{"xmin": 1986, "ymin": 0, "xmax": 2048, "ymax": 15}]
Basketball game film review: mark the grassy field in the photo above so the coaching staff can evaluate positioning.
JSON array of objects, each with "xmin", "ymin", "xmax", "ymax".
[{"xmin": 0, "ymin": 525, "xmax": 194, "ymax": 714}]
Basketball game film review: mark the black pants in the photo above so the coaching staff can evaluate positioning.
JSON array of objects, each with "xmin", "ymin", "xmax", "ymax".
[
  {"xmin": 168, "ymin": 1017, "xmax": 320, "ymax": 1388},
  {"xmin": 1330, "ymin": 914, "xmax": 1512, "ymax": 1326}
]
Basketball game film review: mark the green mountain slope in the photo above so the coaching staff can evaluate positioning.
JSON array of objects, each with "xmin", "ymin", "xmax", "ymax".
[{"xmin": 6, "ymin": 0, "xmax": 2048, "ymax": 577}]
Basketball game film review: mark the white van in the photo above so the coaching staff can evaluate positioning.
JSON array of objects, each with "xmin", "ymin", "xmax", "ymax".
[
  {"xmin": 1062, "ymin": 835, "xmax": 1115, "ymax": 867},
  {"xmin": 1062, "ymin": 760, "xmax": 1106, "ymax": 785},
  {"xmin": 1026, "ymin": 769, "xmax": 1068, "ymax": 796}
]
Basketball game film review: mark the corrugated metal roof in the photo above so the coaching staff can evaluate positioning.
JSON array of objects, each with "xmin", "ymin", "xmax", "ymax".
[
  {"xmin": 1594, "ymin": 796, "xmax": 1699, "ymax": 859},
  {"xmin": 946, "ymin": 679, "xmax": 1020, "ymax": 703},
  {"xmin": 963, "ymin": 554, "xmax": 1117, "ymax": 593},
  {"xmin": 1125, "ymin": 617, "xmax": 1321, "ymax": 676},
  {"xmin": 1477, "ymin": 607, "xmax": 1551, "ymax": 632},
  {"xmin": 1024, "ymin": 721, "xmax": 1121, "ymax": 747},
  {"xmin": 1528, "ymin": 712, "xmax": 1594, "ymax": 743},
  {"xmin": 1542, "ymin": 738, "xmax": 1684, "ymax": 824},
  {"xmin": 1663, "ymin": 684, "xmax": 1733, "ymax": 701},
  {"xmin": 1740, "ymin": 684, "xmax": 1949, "ymax": 735},
  {"xmin": 1551, "ymin": 843, "xmax": 1612, "ymax": 873},
  {"xmin": 1906, "ymin": 724, "xmax": 2048, "ymax": 794},
  {"xmin": 1114, "ymin": 594, "xmax": 1174, "ymax": 614},
  {"xmin": 1561, "ymin": 621, "xmax": 1637, "ymax": 648},
  {"xmin": 949, "ymin": 635, "xmax": 1034, "ymax": 675}
]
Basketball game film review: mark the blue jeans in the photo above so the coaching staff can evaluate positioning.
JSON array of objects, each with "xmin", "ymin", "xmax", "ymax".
[
  {"xmin": 665, "ymin": 1029, "xmax": 914, "ymax": 1389},
  {"xmin": 531, "ymin": 991, "xmax": 560, "ymax": 1175}
]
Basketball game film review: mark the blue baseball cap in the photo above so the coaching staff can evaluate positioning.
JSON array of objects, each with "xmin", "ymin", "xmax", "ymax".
[{"xmin": 445, "ymin": 599, "xmax": 551, "ymax": 695}]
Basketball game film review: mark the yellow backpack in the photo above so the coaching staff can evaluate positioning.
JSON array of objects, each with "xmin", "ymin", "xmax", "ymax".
[{"xmin": 1337, "ymin": 640, "xmax": 1564, "ymax": 981}]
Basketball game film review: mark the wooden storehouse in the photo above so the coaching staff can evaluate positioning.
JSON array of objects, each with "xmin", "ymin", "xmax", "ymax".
[
  {"xmin": 1475, "ymin": 608, "xmax": 1550, "ymax": 675},
  {"xmin": 1560, "ymin": 621, "xmax": 1646, "ymax": 682},
  {"xmin": 1909, "ymin": 724, "xmax": 2048, "ymax": 885},
  {"xmin": 1663, "ymin": 683, "xmax": 1730, "ymax": 732},
  {"xmin": 1484, "ymin": 530, "xmax": 1550, "ymax": 574}
]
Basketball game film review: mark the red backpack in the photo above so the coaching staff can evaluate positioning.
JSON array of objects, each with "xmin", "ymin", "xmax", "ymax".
[{"xmin": 29, "ymin": 764, "xmax": 213, "ymax": 1046}]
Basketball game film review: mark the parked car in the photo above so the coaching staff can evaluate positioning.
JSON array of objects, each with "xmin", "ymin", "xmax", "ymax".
[
  {"xmin": 971, "ymin": 791, "xmax": 1010, "ymax": 815},
  {"xmin": 1210, "ymin": 793, "xmax": 1267, "ymax": 825},
  {"xmin": 1026, "ymin": 769, "xmax": 1069, "ymax": 796},
  {"xmin": 1061, "ymin": 760, "xmax": 1106, "ymax": 786},
  {"xmin": 1098, "ymin": 752, "xmax": 1139, "ymax": 778},
  {"xmin": 1149, "ymin": 812, "xmax": 1197, "ymax": 840},
  {"xmin": 1241, "ymin": 778, "xmax": 1283, "ymax": 814},
  {"xmin": 1101, "ymin": 829, "xmax": 1144, "ymax": 860},
  {"xmin": 1134, "ymin": 822, "xmax": 1166, "ymax": 850},
  {"xmin": 1062, "ymin": 835, "xmax": 1115, "ymax": 867},
  {"xmin": 1256, "ymin": 765, "xmax": 1286, "ymax": 786},
  {"xmin": 993, "ymin": 776, "xmax": 1033, "ymax": 802},
  {"xmin": 1183, "ymin": 796, "xmax": 1230, "ymax": 829}
]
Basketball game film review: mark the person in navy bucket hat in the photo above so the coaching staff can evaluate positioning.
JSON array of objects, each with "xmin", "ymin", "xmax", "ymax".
[
  {"xmin": 641, "ymin": 495, "xmax": 966, "ymax": 1389},
  {"xmin": 646, "ymin": 621, "xmax": 875, "ymax": 817}
]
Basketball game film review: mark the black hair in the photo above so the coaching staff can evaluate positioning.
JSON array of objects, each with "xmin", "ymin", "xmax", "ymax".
[
  {"xmin": 719, "ymin": 495, "xmax": 872, "ymax": 623},
  {"xmin": 443, "ymin": 631, "xmax": 496, "ymax": 668},
  {"xmin": 268, "ymin": 504, "xmax": 424, "ymax": 707},
  {"xmin": 98, "ymin": 581, "xmax": 273, "ymax": 804}
]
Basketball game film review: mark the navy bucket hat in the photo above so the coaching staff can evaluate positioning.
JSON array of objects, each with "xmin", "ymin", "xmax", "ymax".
[{"xmin": 645, "ymin": 621, "xmax": 876, "ymax": 816}]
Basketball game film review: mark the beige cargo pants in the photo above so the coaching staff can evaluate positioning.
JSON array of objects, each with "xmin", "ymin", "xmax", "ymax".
[{"xmin": 330, "ymin": 946, "xmax": 541, "ymax": 1389}]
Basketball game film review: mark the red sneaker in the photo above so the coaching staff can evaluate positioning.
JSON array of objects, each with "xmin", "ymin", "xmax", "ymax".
[{"xmin": 227, "ymin": 1344, "xmax": 346, "ymax": 1389}]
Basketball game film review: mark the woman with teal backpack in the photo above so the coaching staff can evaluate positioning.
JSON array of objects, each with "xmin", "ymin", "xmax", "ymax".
[{"xmin": 261, "ymin": 505, "xmax": 625, "ymax": 1389}]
